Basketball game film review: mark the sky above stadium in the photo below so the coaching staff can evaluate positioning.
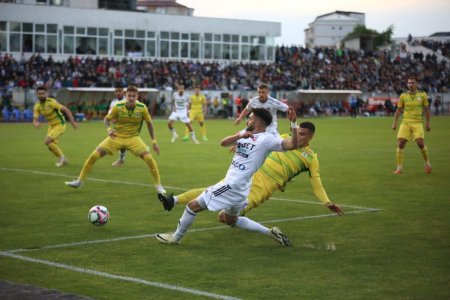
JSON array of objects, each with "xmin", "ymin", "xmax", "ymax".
[{"xmin": 180, "ymin": 0, "xmax": 450, "ymax": 45}]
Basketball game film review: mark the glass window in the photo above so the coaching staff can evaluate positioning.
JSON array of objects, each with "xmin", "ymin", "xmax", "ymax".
[
  {"xmin": 204, "ymin": 33, "xmax": 212, "ymax": 42},
  {"xmin": 125, "ymin": 30, "xmax": 134, "ymax": 38},
  {"xmin": 99, "ymin": 28, "xmax": 108, "ymax": 36},
  {"xmin": 125, "ymin": 39, "xmax": 144, "ymax": 55},
  {"xmin": 114, "ymin": 39, "xmax": 123, "ymax": 56},
  {"xmin": 181, "ymin": 33, "xmax": 189, "ymax": 40},
  {"xmin": 47, "ymin": 35, "xmax": 57, "ymax": 53},
  {"xmin": 160, "ymin": 40, "xmax": 169, "ymax": 57},
  {"xmin": 136, "ymin": 30, "xmax": 145, "ymax": 38},
  {"xmin": 23, "ymin": 34, "xmax": 33, "ymax": 52},
  {"xmin": 251, "ymin": 36, "xmax": 258, "ymax": 45},
  {"xmin": 258, "ymin": 36, "xmax": 265, "ymax": 44},
  {"xmin": 47, "ymin": 24, "xmax": 57, "ymax": 34},
  {"xmin": 267, "ymin": 46, "xmax": 274, "ymax": 61},
  {"xmin": 87, "ymin": 27, "xmax": 97, "ymax": 36},
  {"xmin": 232, "ymin": 35, "xmax": 239, "ymax": 43},
  {"xmin": 191, "ymin": 42, "xmax": 199, "ymax": 59},
  {"xmin": 76, "ymin": 27, "xmax": 85, "ymax": 35},
  {"xmin": 35, "ymin": 34, "xmax": 45, "ymax": 52},
  {"xmin": 35, "ymin": 24, "xmax": 45, "ymax": 33},
  {"xmin": 10, "ymin": 33, "xmax": 21, "ymax": 51},
  {"xmin": 0, "ymin": 32, "xmax": 6, "ymax": 51},
  {"xmin": 98, "ymin": 38, "xmax": 108, "ymax": 55},
  {"xmin": 76, "ymin": 37, "xmax": 96, "ymax": 54},
  {"xmin": 147, "ymin": 31, "xmax": 155, "ymax": 38},
  {"xmin": 64, "ymin": 36, "xmax": 74, "ymax": 53},
  {"xmin": 171, "ymin": 32, "xmax": 179, "ymax": 40},
  {"xmin": 223, "ymin": 44, "xmax": 230, "ymax": 59},
  {"xmin": 241, "ymin": 44, "xmax": 249, "ymax": 60},
  {"xmin": 114, "ymin": 29, "xmax": 123, "ymax": 37},
  {"xmin": 191, "ymin": 33, "xmax": 199, "ymax": 41},
  {"xmin": 241, "ymin": 36, "xmax": 249, "ymax": 43},
  {"xmin": 23, "ymin": 23, "xmax": 33, "ymax": 32},
  {"xmin": 181, "ymin": 42, "xmax": 188, "ymax": 58},
  {"xmin": 146, "ymin": 40, "xmax": 155, "ymax": 57},
  {"xmin": 214, "ymin": 34, "xmax": 221, "ymax": 42},
  {"xmin": 0, "ymin": 21, "xmax": 6, "ymax": 31},
  {"xmin": 170, "ymin": 41, "xmax": 179, "ymax": 57},
  {"xmin": 213, "ymin": 43, "xmax": 221, "ymax": 59},
  {"xmin": 232, "ymin": 44, "xmax": 239, "ymax": 60},
  {"xmin": 63, "ymin": 26, "xmax": 74, "ymax": 34},
  {"xmin": 204, "ymin": 43, "xmax": 212, "ymax": 59},
  {"xmin": 250, "ymin": 45, "xmax": 260, "ymax": 60},
  {"xmin": 160, "ymin": 31, "xmax": 169, "ymax": 39},
  {"xmin": 10, "ymin": 22, "xmax": 21, "ymax": 32},
  {"xmin": 223, "ymin": 34, "xmax": 230, "ymax": 43}
]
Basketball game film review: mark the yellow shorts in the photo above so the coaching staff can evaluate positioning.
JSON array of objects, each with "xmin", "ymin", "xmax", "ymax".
[
  {"xmin": 97, "ymin": 136, "xmax": 150, "ymax": 157},
  {"xmin": 189, "ymin": 111, "xmax": 205, "ymax": 122},
  {"xmin": 246, "ymin": 172, "xmax": 279, "ymax": 211},
  {"xmin": 397, "ymin": 122, "xmax": 424, "ymax": 141},
  {"xmin": 47, "ymin": 123, "xmax": 66, "ymax": 142}
]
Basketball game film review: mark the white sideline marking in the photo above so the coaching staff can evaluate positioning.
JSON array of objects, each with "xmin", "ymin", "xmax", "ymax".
[{"xmin": 0, "ymin": 252, "xmax": 241, "ymax": 300}]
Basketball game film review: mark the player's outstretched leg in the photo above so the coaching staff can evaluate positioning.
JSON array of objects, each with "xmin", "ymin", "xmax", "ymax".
[{"xmin": 267, "ymin": 227, "xmax": 291, "ymax": 247}]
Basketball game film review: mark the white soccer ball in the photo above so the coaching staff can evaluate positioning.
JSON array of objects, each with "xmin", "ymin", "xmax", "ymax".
[{"xmin": 88, "ymin": 205, "xmax": 110, "ymax": 226}]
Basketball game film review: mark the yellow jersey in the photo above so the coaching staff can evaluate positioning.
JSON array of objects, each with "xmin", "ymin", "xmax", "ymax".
[
  {"xmin": 33, "ymin": 98, "xmax": 65, "ymax": 126},
  {"xmin": 189, "ymin": 93, "xmax": 206, "ymax": 113},
  {"xmin": 397, "ymin": 91, "xmax": 429, "ymax": 123},
  {"xmin": 106, "ymin": 100, "xmax": 151, "ymax": 138}
]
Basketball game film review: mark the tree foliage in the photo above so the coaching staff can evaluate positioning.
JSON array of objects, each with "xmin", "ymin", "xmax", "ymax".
[{"xmin": 345, "ymin": 25, "xmax": 394, "ymax": 48}]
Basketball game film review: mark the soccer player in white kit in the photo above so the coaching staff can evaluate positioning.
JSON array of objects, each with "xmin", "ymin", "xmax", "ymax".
[
  {"xmin": 156, "ymin": 107, "xmax": 299, "ymax": 247},
  {"xmin": 167, "ymin": 85, "xmax": 199, "ymax": 144},
  {"xmin": 235, "ymin": 83, "xmax": 289, "ymax": 136},
  {"xmin": 109, "ymin": 85, "xmax": 127, "ymax": 167}
]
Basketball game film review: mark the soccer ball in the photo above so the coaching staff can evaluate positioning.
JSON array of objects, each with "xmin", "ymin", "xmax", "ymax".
[{"xmin": 88, "ymin": 205, "xmax": 110, "ymax": 226}]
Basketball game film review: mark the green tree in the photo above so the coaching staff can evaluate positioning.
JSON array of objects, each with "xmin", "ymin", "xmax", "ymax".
[{"xmin": 345, "ymin": 25, "xmax": 394, "ymax": 49}]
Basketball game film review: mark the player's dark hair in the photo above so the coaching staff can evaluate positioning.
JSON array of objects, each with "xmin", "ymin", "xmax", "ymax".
[
  {"xmin": 258, "ymin": 83, "xmax": 269, "ymax": 90},
  {"xmin": 407, "ymin": 76, "xmax": 417, "ymax": 82},
  {"xmin": 126, "ymin": 85, "xmax": 138, "ymax": 93},
  {"xmin": 36, "ymin": 86, "xmax": 47, "ymax": 92},
  {"xmin": 252, "ymin": 108, "xmax": 272, "ymax": 127},
  {"xmin": 114, "ymin": 84, "xmax": 123, "ymax": 89},
  {"xmin": 300, "ymin": 121, "xmax": 315, "ymax": 134}
]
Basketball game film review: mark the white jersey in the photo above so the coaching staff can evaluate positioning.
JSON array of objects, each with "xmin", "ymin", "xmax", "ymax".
[
  {"xmin": 246, "ymin": 96, "xmax": 288, "ymax": 135},
  {"xmin": 172, "ymin": 92, "xmax": 190, "ymax": 112},
  {"xmin": 224, "ymin": 131, "xmax": 283, "ymax": 190},
  {"xmin": 109, "ymin": 98, "xmax": 125, "ymax": 113}
]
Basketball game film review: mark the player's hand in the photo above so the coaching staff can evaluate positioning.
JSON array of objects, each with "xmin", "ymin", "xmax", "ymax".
[
  {"xmin": 287, "ymin": 106, "xmax": 297, "ymax": 123},
  {"xmin": 72, "ymin": 122, "xmax": 79, "ymax": 130},
  {"xmin": 108, "ymin": 129, "xmax": 117, "ymax": 139},
  {"xmin": 152, "ymin": 143, "xmax": 160, "ymax": 155},
  {"xmin": 426, "ymin": 123, "xmax": 431, "ymax": 132},
  {"xmin": 32, "ymin": 120, "xmax": 40, "ymax": 128},
  {"xmin": 239, "ymin": 130, "xmax": 253, "ymax": 139},
  {"xmin": 391, "ymin": 124, "xmax": 397, "ymax": 131},
  {"xmin": 326, "ymin": 203, "xmax": 343, "ymax": 216},
  {"xmin": 229, "ymin": 145, "xmax": 237, "ymax": 153},
  {"xmin": 234, "ymin": 118, "xmax": 241, "ymax": 125}
]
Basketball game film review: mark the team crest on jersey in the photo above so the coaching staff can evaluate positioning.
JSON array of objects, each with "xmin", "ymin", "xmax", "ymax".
[{"xmin": 135, "ymin": 112, "xmax": 141, "ymax": 117}]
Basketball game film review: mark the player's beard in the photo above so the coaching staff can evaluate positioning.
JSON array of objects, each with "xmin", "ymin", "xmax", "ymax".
[{"xmin": 38, "ymin": 97, "xmax": 46, "ymax": 102}]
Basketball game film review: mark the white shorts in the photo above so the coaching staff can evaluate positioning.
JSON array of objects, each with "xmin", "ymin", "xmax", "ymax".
[
  {"xmin": 168, "ymin": 111, "xmax": 190, "ymax": 123},
  {"xmin": 197, "ymin": 182, "xmax": 249, "ymax": 216}
]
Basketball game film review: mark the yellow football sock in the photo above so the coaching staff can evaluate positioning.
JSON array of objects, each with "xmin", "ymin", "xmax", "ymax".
[
  {"xmin": 48, "ymin": 143, "xmax": 63, "ymax": 158},
  {"xmin": 143, "ymin": 154, "xmax": 161, "ymax": 186},
  {"xmin": 200, "ymin": 124, "xmax": 206, "ymax": 137},
  {"xmin": 396, "ymin": 148, "xmax": 404, "ymax": 169},
  {"xmin": 177, "ymin": 188, "xmax": 206, "ymax": 204},
  {"xmin": 79, "ymin": 150, "xmax": 101, "ymax": 181},
  {"xmin": 420, "ymin": 146, "xmax": 429, "ymax": 163},
  {"xmin": 184, "ymin": 127, "xmax": 189, "ymax": 137}
]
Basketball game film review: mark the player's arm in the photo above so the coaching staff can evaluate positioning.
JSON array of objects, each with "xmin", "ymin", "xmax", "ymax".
[
  {"xmin": 235, "ymin": 107, "xmax": 250, "ymax": 125},
  {"xmin": 281, "ymin": 107, "xmax": 299, "ymax": 150},
  {"xmin": 145, "ymin": 118, "xmax": 160, "ymax": 155},
  {"xmin": 392, "ymin": 97, "xmax": 404, "ymax": 130},
  {"xmin": 104, "ymin": 107, "xmax": 117, "ymax": 139},
  {"xmin": 424, "ymin": 105, "xmax": 431, "ymax": 131},
  {"xmin": 221, "ymin": 130, "xmax": 253, "ymax": 147},
  {"xmin": 60, "ymin": 105, "xmax": 78, "ymax": 129},
  {"xmin": 171, "ymin": 95, "xmax": 176, "ymax": 112},
  {"xmin": 32, "ymin": 106, "xmax": 40, "ymax": 128},
  {"xmin": 309, "ymin": 177, "xmax": 343, "ymax": 215}
]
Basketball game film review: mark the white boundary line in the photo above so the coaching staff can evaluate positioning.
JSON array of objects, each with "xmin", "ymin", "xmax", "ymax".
[{"xmin": 0, "ymin": 251, "xmax": 241, "ymax": 300}]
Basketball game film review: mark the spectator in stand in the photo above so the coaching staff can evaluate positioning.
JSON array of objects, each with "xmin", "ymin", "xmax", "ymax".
[{"xmin": 433, "ymin": 95, "xmax": 442, "ymax": 115}]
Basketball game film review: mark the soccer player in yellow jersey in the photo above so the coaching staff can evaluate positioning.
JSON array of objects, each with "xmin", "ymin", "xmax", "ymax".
[
  {"xmin": 392, "ymin": 76, "xmax": 432, "ymax": 174},
  {"xmin": 65, "ymin": 85, "xmax": 166, "ymax": 193},
  {"xmin": 33, "ymin": 86, "xmax": 78, "ymax": 167},
  {"xmin": 158, "ymin": 122, "xmax": 343, "ymax": 217},
  {"xmin": 183, "ymin": 87, "xmax": 208, "ymax": 142}
]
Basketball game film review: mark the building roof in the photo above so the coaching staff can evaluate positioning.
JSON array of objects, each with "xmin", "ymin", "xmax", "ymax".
[
  {"xmin": 429, "ymin": 32, "xmax": 450, "ymax": 37},
  {"xmin": 137, "ymin": 0, "xmax": 190, "ymax": 9},
  {"xmin": 317, "ymin": 13, "xmax": 357, "ymax": 22},
  {"xmin": 317, "ymin": 10, "xmax": 364, "ymax": 19}
]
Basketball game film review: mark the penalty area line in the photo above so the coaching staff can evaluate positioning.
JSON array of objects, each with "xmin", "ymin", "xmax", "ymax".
[{"xmin": 0, "ymin": 251, "xmax": 241, "ymax": 300}]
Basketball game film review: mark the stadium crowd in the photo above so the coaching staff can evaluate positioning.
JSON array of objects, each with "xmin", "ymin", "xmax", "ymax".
[{"xmin": 1, "ymin": 43, "xmax": 448, "ymax": 121}]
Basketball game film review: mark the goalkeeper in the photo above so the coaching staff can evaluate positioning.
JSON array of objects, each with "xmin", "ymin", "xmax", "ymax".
[{"xmin": 158, "ymin": 121, "xmax": 343, "ymax": 217}]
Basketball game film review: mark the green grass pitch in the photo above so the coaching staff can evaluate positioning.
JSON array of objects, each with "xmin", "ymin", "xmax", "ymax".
[{"xmin": 1, "ymin": 116, "xmax": 449, "ymax": 299}]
